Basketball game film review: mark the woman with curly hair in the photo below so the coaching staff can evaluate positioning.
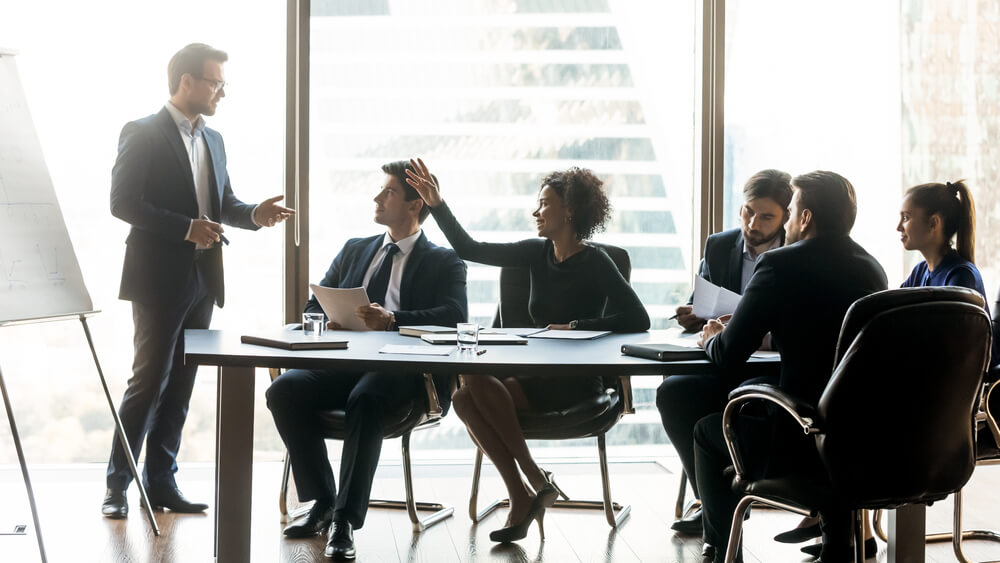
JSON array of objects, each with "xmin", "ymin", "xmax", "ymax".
[{"xmin": 405, "ymin": 158, "xmax": 649, "ymax": 543}]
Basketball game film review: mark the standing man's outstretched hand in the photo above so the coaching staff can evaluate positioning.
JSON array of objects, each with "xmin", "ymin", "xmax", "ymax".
[
  {"xmin": 254, "ymin": 195, "xmax": 296, "ymax": 227},
  {"xmin": 404, "ymin": 158, "xmax": 443, "ymax": 208}
]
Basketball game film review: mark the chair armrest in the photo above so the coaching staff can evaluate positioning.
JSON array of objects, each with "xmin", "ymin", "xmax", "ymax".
[
  {"xmin": 618, "ymin": 376, "xmax": 635, "ymax": 415},
  {"xmin": 722, "ymin": 384, "xmax": 819, "ymax": 479},
  {"xmin": 423, "ymin": 373, "xmax": 443, "ymax": 420},
  {"xmin": 268, "ymin": 368, "xmax": 282, "ymax": 382}
]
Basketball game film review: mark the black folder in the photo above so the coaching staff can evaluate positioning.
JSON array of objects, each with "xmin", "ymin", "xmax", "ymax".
[{"xmin": 620, "ymin": 342, "xmax": 707, "ymax": 361}]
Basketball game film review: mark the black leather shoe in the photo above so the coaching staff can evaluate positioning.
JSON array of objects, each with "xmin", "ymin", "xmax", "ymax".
[
  {"xmin": 672, "ymin": 506, "xmax": 703, "ymax": 535},
  {"xmin": 774, "ymin": 522, "xmax": 821, "ymax": 543},
  {"xmin": 324, "ymin": 520, "xmax": 356, "ymax": 560},
  {"xmin": 283, "ymin": 502, "xmax": 333, "ymax": 538},
  {"xmin": 102, "ymin": 488, "xmax": 128, "ymax": 519},
  {"xmin": 146, "ymin": 483, "xmax": 208, "ymax": 513}
]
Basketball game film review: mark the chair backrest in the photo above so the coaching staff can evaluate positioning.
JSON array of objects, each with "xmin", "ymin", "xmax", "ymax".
[{"xmin": 817, "ymin": 287, "xmax": 992, "ymax": 508}]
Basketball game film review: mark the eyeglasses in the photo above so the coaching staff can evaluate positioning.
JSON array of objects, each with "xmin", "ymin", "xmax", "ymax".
[{"xmin": 196, "ymin": 76, "xmax": 227, "ymax": 92}]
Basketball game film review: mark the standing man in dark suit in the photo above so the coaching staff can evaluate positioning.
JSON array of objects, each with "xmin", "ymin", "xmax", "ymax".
[
  {"xmin": 658, "ymin": 170, "xmax": 792, "ymax": 534},
  {"xmin": 102, "ymin": 43, "xmax": 294, "ymax": 519},
  {"xmin": 266, "ymin": 160, "xmax": 467, "ymax": 561},
  {"xmin": 693, "ymin": 171, "xmax": 888, "ymax": 562}
]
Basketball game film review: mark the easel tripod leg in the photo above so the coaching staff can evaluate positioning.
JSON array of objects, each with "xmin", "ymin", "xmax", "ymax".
[
  {"xmin": 0, "ymin": 363, "xmax": 48, "ymax": 563},
  {"xmin": 80, "ymin": 317, "xmax": 159, "ymax": 536}
]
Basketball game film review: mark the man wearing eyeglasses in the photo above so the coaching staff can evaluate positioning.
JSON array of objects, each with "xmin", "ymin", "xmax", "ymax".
[{"xmin": 103, "ymin": 43, "xmax": 294, "ymax": 519}]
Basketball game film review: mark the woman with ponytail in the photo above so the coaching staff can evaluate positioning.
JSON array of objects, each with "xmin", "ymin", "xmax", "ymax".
[{"xmin": 898, "ymin": 180, "xmax": 988, "ymax": 299}]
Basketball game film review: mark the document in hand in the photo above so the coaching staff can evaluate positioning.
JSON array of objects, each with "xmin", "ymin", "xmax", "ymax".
[
  {"xmin": 309, "ymin": 284, "xmax": 371, "ymax": 331},
  {"xmin": 692, "ymin": 276, "xmax": 742, "ymax": 319}
]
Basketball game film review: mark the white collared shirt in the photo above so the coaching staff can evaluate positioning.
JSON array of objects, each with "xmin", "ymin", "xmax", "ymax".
[
  {"xmin": 740, "ymin": 235, "xmax": 783, "ymax": 292},
  {"xmin": 165, "ymin": 102, "xmax": 214, "ymax": 249},
  {"xmin": 362, "ymin": 230, "xmax": 422, "ymax": 312}
]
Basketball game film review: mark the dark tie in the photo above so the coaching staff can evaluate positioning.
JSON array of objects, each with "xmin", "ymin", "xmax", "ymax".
[{"xmin": 365, "ymin": 243, "xmax": 400, "ymax": 305}]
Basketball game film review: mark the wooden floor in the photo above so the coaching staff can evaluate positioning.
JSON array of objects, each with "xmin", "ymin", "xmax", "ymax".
[{"xmin": 1, "ymin": 459, "xmax": 998, "ymax": 563}]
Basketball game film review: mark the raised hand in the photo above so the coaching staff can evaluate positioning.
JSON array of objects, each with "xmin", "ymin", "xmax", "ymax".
[
  {"xmin": 254, "ymin": 195, "xmax": 296, "ymax": 227},
  {"xmin": 404, "ymin": 157, "xmax": 443, "ymax": 208}
]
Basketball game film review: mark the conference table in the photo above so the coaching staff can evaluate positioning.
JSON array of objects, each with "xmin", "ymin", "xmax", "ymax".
[{"xmin": 183, "ymin": 328, "xmax": 923, "ymax": 563}]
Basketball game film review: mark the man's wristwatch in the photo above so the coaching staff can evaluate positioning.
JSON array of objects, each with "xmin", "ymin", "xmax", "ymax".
[
  {"xmin": 386, "ymin": 311, "xmax": 397, "ymax": 331},
  {"xmin": 568, "ymin": 320, "xmax": 579, "ymax": 330}
]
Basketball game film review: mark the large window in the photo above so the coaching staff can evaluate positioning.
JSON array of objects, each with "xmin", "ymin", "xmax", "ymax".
[
  {"xmin": 723, "ymin": 0, "xmax": 904, "ymax": 281},
  {"xmin": 307, "ymin": 0, "xmax": 701, "ymax": 455},
  {"xmin": 723, "ymin": 0, "xmax": 1000, "ymax": 296},
  {"xmin": 0, "ymin": 0, "xmax": 287, "ymax": 463}
]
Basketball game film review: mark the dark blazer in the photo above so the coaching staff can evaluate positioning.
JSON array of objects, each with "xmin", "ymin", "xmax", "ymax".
[
  {"xmin": 305, "ymin": 232, "xmax": 468, "ymax": 328},
  {"xmin": 691, "ymin": 228, "xmax": 746, "ymax": 301},
  {"xmin": 110, "ymin": 107, "xmax": 258, "ymax": 306},
  {"xmin": 705, "ymin": 235, "xmax": 888, "ymax": 406}
]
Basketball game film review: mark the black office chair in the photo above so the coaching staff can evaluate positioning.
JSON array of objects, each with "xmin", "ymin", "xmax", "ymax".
[
  {"xmin": 719, "ymin": 287, "xmax": 992, "ymax": 563},
  {"xmin": 872, "ymin": 286, "xmax": 1000, "ymax": 562},
  {"xmin": 467, "ymin": 242, "xmax": 635, "ymax": 528},
  {"xmin": 269, "ymin": 366, "xmax": 454, "ymax": 532}
]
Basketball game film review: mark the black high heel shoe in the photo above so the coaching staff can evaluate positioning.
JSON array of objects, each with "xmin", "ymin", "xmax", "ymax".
[{"xmin": 490, "ymin": 495, "xmax": 547, "ymax": 543}]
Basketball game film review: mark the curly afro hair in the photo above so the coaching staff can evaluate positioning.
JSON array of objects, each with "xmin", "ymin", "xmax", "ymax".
[{"xmin": 541, "ymin": 167, "xmax": 612, "ymax": 241}]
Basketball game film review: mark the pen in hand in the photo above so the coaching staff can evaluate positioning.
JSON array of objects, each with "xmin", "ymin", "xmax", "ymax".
[{"xmin": 202, "ymin": 214, "xmax": 230, "ymax": 245}]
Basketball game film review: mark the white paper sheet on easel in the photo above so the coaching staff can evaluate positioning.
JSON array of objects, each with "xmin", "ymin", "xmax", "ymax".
[
  {"xmin": 692, "ymin": 276, "xmax": 742, "ymax": 319},
  {"xmin": 309, "ymin": 284, "xmax": 371, "ymax": 332}
]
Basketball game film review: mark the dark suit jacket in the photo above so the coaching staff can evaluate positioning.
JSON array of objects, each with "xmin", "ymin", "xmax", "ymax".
[
  {"xmin": 304, "ymin": 232, "xmax": 468, "ymax": 328},
  {"xmin": 687, "ymin": 228, "xmax": 789, "ymax": 304},
  {"xmin": 689, "ymin": 228, "xmax": 746, "ymax": 302},
  {"xmin": 110, "ymin": 107, "xmax": 258, "ymax": 306},
  {"xmin": 705, "ymin": 235, "xmax": 888, "ymax": 406},
  {"xmin": 306, "ymin": 232, "xmax": 468, "ymax": 408}
]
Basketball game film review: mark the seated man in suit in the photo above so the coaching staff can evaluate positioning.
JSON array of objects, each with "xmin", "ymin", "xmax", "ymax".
[
  {"xmin": 266, "ymin": 160, "xmax": 467, "ymax": 561},
  {"xmin": 658, "ymin": 169, "xmax": 792, "ymax": 534},
  {"xmin": 693, "ymin": 171, "xmax": 888, "ymax": 563}
]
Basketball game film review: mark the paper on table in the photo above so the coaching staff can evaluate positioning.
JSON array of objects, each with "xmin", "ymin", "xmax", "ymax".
[
  {"xmin": 309, "ymin": 284, "xmax": 371, "ymax": 332},
  {"xmin": 692, "ymin": 276, "xmax": 742, "ymax": 319},
  {"xmin": 379, "ymin": 344, "xmax": 454, "ymax": 356}
]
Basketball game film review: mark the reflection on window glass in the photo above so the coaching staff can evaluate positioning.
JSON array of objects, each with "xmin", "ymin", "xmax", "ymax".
[
  {"xmin": 309, "ymin": 1, "xmax": 698, "ymax": 456},
  {"xmin": 723, "ymin": 0, "xmax": 903, "ymax": 282},
  {"xmin": 900, "ymin": 0, "xmax": 1000, "ymax": 295}
]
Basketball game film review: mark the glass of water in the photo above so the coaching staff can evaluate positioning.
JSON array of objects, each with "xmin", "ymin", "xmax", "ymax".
[
  {"xmin": 456, "ymin": 322, "xmax": 479, "ymax": 353},
  {"xmin": 302, "ymin": 313, "xmax": 325, "ymax": 338}
]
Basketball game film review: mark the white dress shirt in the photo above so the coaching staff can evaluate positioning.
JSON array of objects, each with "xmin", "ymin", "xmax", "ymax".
[
  {"xmin": 165, "ymin": 102, "xmax": 215, "ymax": 249},
  {"xmin": 362, "ymin": 230, "xmax": 422, "ymax": 312}
]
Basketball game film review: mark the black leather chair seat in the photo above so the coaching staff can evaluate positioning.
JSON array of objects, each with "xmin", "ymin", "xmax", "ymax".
[
  {"xmin": 520, "ymin": 389, "xmax": 622, "ymax": 440},
  {"xmin": 317, "ymin": 398, "xmax": 429, "ymax": 441},
  {"xmin": 739, "ymin": 472, "xmax": 832, "ymax": 512}
]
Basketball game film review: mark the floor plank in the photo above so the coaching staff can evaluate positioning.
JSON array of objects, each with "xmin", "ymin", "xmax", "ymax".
[{"xmin": 0, "ymin": 459, "xmax": 998, "ymax": 562}]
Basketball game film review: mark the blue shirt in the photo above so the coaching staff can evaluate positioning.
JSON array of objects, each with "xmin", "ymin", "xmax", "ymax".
[{"xmin": 901, "ymin": 250, "xmax": 989, "ymax": 316}]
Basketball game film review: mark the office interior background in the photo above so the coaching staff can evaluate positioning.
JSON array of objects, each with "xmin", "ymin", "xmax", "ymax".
[{"xmin": 0, "ymin": 0, "xmax": 997, "ymax": 472}]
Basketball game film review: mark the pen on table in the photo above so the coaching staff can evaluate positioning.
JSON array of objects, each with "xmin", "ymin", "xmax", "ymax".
[
  {"xmin": 202, "ymin": 214, "xmax": 230, "ymax": 245},
  {"xmin": 476, "ymin": 349, "xmax": 487, "ymax": 356}
]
